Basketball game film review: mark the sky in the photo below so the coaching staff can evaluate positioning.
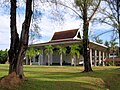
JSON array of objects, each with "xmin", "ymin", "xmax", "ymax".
[{"xmin": 0, "ymin": 0, "xmax": 117, "ymax": 50}]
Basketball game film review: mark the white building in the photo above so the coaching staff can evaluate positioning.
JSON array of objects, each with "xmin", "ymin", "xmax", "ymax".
[{"xmin": 26, "ymin": 29, "xmax": 108, "ymax": 66}]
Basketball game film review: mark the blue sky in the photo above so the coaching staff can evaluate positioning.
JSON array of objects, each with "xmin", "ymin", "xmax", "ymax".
[{"xmin": 0, "ymin": 0, "xmax": 118, "ymax": 50}]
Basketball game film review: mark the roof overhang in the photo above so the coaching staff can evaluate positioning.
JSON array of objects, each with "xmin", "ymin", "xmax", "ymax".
[{"xmin": 30, "ymin": 39, "xmax": 108, "ymax": 51}]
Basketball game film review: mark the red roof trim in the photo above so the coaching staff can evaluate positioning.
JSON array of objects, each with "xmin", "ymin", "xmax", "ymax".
[{"xmin": 104, "ymin": 58, "xmax": 120, "ymax": 62}]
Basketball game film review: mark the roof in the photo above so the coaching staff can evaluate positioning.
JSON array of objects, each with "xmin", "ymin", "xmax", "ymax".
[
  {"xmin": 89, "ymin": 40, "xmax": 108, "ymax": 48},
  {"xmin": 104, "ymin": 58, "xmax": 120, "ymax": 62},
  {"xmin": 30, "ymin": 29, "xmax": 108, "ymax": 51},
  {"xmin": 32, "ymin": 39, "xmax": 81, "ymax": 47},
  {"xmin": 51, "ymin": 29, "xmax": 79, "ymax": 41},
  {"xmin": 31, "ymin": 39, "xmax": 108, "ymax": 51}
]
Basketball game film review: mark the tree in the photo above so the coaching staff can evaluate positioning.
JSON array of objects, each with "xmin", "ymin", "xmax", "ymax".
[
  {"xmin": 26, "ymin": 47, "xmax": 42, "ymax": 65},
  {"xmin": 70, "ymin": 44, "xmax": 80, "ymax": 66},
  {"xmin": 75, "ymin": 0, "xmax": 101, "ymax": 72},
  {"xmin": 93, "ymin": 36, "xmax": 103, "ymax": 44},
  {"xmin": 26, "ymin": 47, "xmax": 36, "ymax": 65},
  {"xmin": 8, "ymin": 0, "xmax": 32, "ymax": 79},
  {"xmin": 104, "ymin": 41, "xmax": 110, "ymax": 58},
  {"xmin": 104, "ymin": 41, "xmax": 109, "ymax": 47},
  {"xmin": 0, "ymin": 49, "xmax": 8, "ymax": 64},
  {"xmin": 56, "ymin": 45, "xmax": 67, "ymax": 66},
  {"xmin": 110, "ymin": 40, "xmax": 118, "ymax": 65},
  {"xmin": 42, "ymin": 0, "xmax": 101, "ymax": 71},
  {"xmin": 44, "ymin": 45, "xmax": 53, "ymax": 66},
  {"xmin": 35, "ymin": 49, "xmax": 42, "ymax": 56},
  {"xmin": 99, "ymin": 0, "xmax": 120, "ymax": 53},
  {"xmin": 35, "ymin": 49, "xmax": 42, "ymax": 65}
]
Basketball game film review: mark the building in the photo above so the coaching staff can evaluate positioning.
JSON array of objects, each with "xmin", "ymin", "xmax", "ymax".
[{"xmin": 26, "ymin": 29, "xmax": 108, "ymax": 66}]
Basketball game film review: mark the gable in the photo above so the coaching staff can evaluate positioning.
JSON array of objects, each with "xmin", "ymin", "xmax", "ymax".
[{"xmin": 51, "ymin": 29, "xmax": 79, "ymax": 41}]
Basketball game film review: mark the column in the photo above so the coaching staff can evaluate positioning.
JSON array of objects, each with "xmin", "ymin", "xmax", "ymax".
[
  {"xmin": 102, "ymin": 52, "xmax": 105, "ymax": 66},
  {"xmin": 60, "ymin": 54, "xmax": 63, "ymax": 66},
  {"xmin": 90, "ymin": 48, "xmax": 92, "ymax": 67},
  {"xmin": 26, "ymin": 56, "xmax": 28, "ymax": 65},
  {"xmin": 98, "ymin": 51, "xmax": 101, "ymax": 66},
  {"xmin": 48, "ymin": 54, "xmax": 50, "ymax": 66},
  {"xmin": 50, "ymin": 53, "xmax": 53, "ymax": 65},
  {"xmin": 33, "ymin": 56, "xmax": 36, "ymax": 62},
  {"xmin": 38, "ymin": 54, "xmax": 41, "ymax": 65},
  {"xmin": 41, "ymin": 49, "xmax": 44, "ymax": 65},
  {"xmin": 94, "ymin": 50, "xmax": 97, "ymax": 66}
]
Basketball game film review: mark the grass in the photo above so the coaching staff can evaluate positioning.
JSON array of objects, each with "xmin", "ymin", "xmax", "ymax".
[{"xmin": 0, "ymin": 64, "xmax": 120, "ymax": 90}]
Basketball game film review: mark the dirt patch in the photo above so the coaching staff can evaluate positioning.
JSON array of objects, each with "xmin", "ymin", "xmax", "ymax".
[{"xmin": 0, "ymin": 72, "xmax": 22, "ymax": 90}]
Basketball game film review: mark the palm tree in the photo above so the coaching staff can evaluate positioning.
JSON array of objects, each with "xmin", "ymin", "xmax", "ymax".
[
  {"xmin": 35, "ymin": 49, "xmax": 42, "ymax": 65},
  {"xmin": 104, "ymin": 41, "xmax": 109, "ymax": 47},
  {"xmin": 110, "ymin": 40, "xmax": 118, "ymax": 65},
  {"xmin": 93, "ymin": 36, "xmax": 103, "ymax": 44},
  {"xmin": 26, "ymin": 47, "xmax": 36, "ymax": 65},
  {"xmin": 104, "ymin": 41, "xmax": 110, "ymax": 58},
  {"xmin": 44, "ymin": 45, "xmax": 53, "ymax": 66},
  {"xmin": 70, "ymin": 44, "xmax": 80, "ymax": 66},
  {"xmin": 35, "ymin": 49, "xmax": 42, "ymax": 56},
  {"xmin": 56, "ymin": 45, "xmax": 67, "ymax": 66}
]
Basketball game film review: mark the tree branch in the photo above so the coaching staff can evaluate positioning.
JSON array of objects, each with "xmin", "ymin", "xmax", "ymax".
[
  {"xmin": 96, "ymin": 29, "xmax": 116, "ymax": 37},
  {"xmin": 88, "ymin": 0, "xmax": 101, "ymax": 22},
  {"xmin": 51, "ymin": 1, "xmax": 83, "ymax": 19}
]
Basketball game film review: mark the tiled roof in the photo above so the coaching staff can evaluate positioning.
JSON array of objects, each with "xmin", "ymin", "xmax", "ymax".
[
  {"xmin": 104, "ymin": 58, "xmax": 120, "ymax": 62},
  {"xmin": 51, "ymin": 29, "xmax": 79, "ymax": 41},
  {"xmin": 30, "ymin": 29, "xmax": 107, "ymax": 51}
]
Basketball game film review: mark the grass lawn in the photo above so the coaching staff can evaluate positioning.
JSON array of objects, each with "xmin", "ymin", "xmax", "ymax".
[{"xmin": 0, "ymin": 64, "xmax": 120, "ymax": 90}]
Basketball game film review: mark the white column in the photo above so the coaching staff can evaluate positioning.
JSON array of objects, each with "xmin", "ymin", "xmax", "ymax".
[
  {"xmin": 98, "ymin": 51, "xmax": 101, "ymax": 66},
  {"xmin": 48, "ymin": 54, "xmax": 50, "ymax": 66},
  {"xmin": 33, "ymin": 56, "xmax": 36, "ymax": 62},
  {"xmin": 50, "ymin": 53, "xmax": 53, "ymax": 65},
  {"xmin": 26, "ymin": 56, "xmax": 28, "ymax": 65},
  {"xmin": 102, "ymin": 52, "xmax": 105, "ymax": 66},
  {"xmin": 90, "ymin": 48, "xmax": 92, "ymax": 67},
  {"xmin": 94, "ymin": 50, "xmax": 97, "ymax": 66},
  {"xmin": 60, "ymin": 54, "xmax": 63, "ymax": 66}
]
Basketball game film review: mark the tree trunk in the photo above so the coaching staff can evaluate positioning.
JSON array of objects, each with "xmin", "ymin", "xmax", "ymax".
[
  {"xmin": 118, "ymin": 22, "xmax": 120, "ymax": 55},
  {"xmin": 83, "ymin": 1, "xmax": 92, "ymax": 72},
  {"xmin": 117, "ymin": 0, "xmax": 120, "ymax": 54},
  {"xmin": 30, "ymin": 58, "xmax": 32, "ymax": 65},
  {"xmin": 73, "ymin": 56, "xmax": 76, "ymax": 66},
  {"xmin": 8, "ymin": 0, "xmax": 19, "ymax": 74},
  {"xmin": 8, "ymin": 0, "xmax": 32, "ymax": 79},
  {"xmin": 83, "ymin": 23, "xmax": 92, "ymax": 72},
  {"xmin": 118, "ymin": 30, "xmax": 120, "ymax": 56},
  {"xmin": 48, "ymin": 54, "xmax": 50, "ymax": 66}
]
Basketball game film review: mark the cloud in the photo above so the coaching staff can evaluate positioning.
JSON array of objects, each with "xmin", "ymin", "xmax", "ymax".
[
  {"xmin": 0, "ymin": 14, "xmax": 24, "ymax": 50},
  {"xmin": 35, "ymin": 13, "xmax": 81, "ymax": 44},
  {"xmin": 0, "ymin": 0, "xmax": 116, "ymax": 50},
  {"xmin": 0, "ymin": 15, "xmax": 10, "ymax": 50}
]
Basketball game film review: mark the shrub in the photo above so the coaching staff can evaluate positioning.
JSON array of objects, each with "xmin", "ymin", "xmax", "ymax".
[
  {"xmin": 108, "ymin": 61, "xmax": 120, "ymax": 66},
  {"xmin": 0, "ymin": 49, "xmax": 8, "ymax": 64}
]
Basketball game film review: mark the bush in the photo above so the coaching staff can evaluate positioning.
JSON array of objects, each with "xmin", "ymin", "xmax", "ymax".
[
  {"xmin": 0, "ymin": 49, "xmax": 8, "ymax": 64},
  {"xmin": 108, "ymin": 61, "xmax": 120, "ymax": 66},
  {"xmin": 114, "ymin": 61, "xmax": 120, "ymax": 66}
]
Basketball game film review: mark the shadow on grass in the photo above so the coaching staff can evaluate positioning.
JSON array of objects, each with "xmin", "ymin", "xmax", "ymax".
[
  {"xmin": 0, "ymin": 65, "xmax": 120, "ymax": 90},
  {"xmin": 17, "ymin": 79, "xmax": 105, "ymax": 90},
  {"xmin": 24, "ymin": 68, "xmax": 120, "ymax": 90}
]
